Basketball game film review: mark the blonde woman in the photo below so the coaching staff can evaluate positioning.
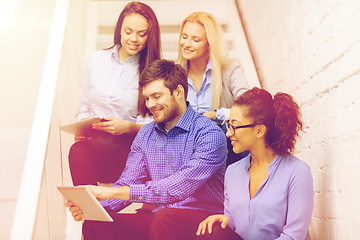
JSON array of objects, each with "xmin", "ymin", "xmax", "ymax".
[{"xmin": 177, "ymin": 12, "xmax": 249, "ymax": 164}]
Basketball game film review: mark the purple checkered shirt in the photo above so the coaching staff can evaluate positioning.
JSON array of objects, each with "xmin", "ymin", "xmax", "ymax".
[{"xmin": 101, "ymin": 104, "xmax": 227, "ymax": 213}]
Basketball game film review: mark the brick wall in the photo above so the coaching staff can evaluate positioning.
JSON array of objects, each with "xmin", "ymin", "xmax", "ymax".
[{"xmin": 237, "ymin": 0, "xmax": 360, "ymax": 239}]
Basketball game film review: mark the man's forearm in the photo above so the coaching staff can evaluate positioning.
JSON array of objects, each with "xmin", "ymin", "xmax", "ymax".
[
  {"xmin": 88, "ymin": 185, "xmax": 130, "ymax": 201},
  {"xmin": 112, "ymin": 186, "xmax": 130, "ymax": 201}
]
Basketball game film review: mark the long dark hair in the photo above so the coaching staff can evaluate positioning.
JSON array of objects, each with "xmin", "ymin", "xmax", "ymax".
[
  {"xmin": 109, "ymin": 1, "xmax": 161, "ymax": 115},
  {"xmin": 234, "ymin": 87, "xmax": 303, "ymax": 155}
]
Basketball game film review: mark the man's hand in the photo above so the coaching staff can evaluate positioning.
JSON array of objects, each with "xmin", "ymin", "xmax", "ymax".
[
  {"xmin": 86, "ymin": 185, "xmax": 131, "ymax": 201},
  {"xmin": 65, "ymin": 201, "xmax": 83, "ymax": 221},
  {"xmin": 65, "ymin": 185, "xmax": 131, "ymax": 222}
]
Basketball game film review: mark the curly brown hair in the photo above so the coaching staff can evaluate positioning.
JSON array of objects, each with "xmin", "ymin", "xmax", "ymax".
[{"xmin": 234, "ymin": 87, "xmax": 303, "ymax": 155}]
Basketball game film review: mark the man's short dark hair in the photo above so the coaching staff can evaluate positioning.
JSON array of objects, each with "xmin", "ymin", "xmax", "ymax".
[{"xmin": 138, "ymin": 59, "xmax": 188, "ymax": 116}]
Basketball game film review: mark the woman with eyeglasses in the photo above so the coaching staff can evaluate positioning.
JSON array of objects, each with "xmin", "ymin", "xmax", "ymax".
[{"xmin": 196, "ymin": 87, "xmax": 314, "ymax": 240}]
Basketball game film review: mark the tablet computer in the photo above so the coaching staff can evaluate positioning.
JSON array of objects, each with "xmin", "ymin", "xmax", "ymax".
[
  {"xmin": 60, "ymin": 117, "xmax": 104, "ymax": 136},
  {"xmin": 57, "ymin": 186, "xmax": 113, "ymax": 222}
]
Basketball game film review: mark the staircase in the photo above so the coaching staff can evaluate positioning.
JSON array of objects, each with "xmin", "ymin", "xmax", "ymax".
[
  {"xmin": 9, "ymin": 1, "xmax": 259, "ymax": 239},
  {"xmin": 64, "ymin": 1, "xmax": 259, "ymax": 239}
]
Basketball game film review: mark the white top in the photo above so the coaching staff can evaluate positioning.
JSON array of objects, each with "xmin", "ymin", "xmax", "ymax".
[{"xmin": 77, "ymin": 45, "xmax": 144, "ymax": 123}]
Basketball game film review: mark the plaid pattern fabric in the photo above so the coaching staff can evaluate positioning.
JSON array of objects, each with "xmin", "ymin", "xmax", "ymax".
[{"xmin": 102, "ymin": 105, "xmax": 227, "ymax": 213}]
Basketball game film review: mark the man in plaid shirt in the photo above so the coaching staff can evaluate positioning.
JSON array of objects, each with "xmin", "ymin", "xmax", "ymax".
[{"xmin": 67, "ymin": 59, "xmax": 227, "ymax": 240}]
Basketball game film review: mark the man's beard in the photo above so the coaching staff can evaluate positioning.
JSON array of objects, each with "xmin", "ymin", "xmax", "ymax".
[{"xmin": 153, "ymin": 99, "xmax": 180, "ymax": 125}]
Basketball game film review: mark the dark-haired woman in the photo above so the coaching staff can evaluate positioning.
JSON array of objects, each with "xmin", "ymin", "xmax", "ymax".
[
  {"xmin": 196, "ymin": 87, "xmax": 314, "ymax": 240},
  {"xmin": 69, "ymin": 1, "xmax": 161, "ymax": 186}
]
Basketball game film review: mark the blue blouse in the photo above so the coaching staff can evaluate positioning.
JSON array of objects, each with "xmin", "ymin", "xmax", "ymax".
[
  {"xmin": 225, "ymin": 154, "xmax": 314, "ymax": 240},
  {"xmin": 186, "ymin": 60, "xmax": 249, "ymax": 123},
  {"xmin": 187, "ymin": 61, "xmax": 213, "ymax": 116}
]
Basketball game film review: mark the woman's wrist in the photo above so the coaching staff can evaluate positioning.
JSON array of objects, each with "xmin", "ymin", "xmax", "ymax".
[
  {"xmin": 128, "ymin": 122, "xmax": 142, "ymax": 135},
  {"xmin": 203, "ymin": 110, "xmax": 217, "ymax": 120}
]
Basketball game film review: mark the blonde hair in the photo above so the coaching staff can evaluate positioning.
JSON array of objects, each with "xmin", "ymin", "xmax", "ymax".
[{"xmin": 177, "ymin": 12, "xmax": 227, "ymax": 109}]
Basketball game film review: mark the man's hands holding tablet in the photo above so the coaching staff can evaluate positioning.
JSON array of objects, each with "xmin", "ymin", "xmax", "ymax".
[
  {"xmin": 62, "ymin": 185, "xmax": 131, "ymax": 222},
  {"xmin": 65, "ymin": 201, "xmax": 84, "ymax": 221}
]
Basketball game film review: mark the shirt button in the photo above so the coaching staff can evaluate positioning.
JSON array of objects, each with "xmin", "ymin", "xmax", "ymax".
[
  {"xmin": 156, "ymin": 198, "xmax": 159, "ymax": 201},
  {"xmin": 167, "ymin": 162, "xmax": 170, "ymax": 166},
  {"xmin": 168, "ymin": 140, "xmax": 171, "ymax": 143},
  {"xmin": 139, "ymin": 196, "xmax": 142, "ymax": 200}
]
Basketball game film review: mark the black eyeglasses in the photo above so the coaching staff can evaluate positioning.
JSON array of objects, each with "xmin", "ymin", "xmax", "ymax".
[{"xmin": 225, "ymin": 120, "xmax": 257, "ymax": 135}]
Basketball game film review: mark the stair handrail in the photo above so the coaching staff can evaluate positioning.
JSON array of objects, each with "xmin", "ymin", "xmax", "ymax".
[{"xmin": 10, "ymin": 0, "xmax": 69, "ymax": 239}]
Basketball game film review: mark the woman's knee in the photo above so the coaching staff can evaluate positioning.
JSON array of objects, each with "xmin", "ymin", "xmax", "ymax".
[{"xmin": 69, "ymin": 141, "xmax": 91, "ymax": 164}]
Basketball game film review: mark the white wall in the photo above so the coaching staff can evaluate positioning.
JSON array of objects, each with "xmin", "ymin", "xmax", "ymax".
[
  {"xmin": 31, "ymin": 0, "xmax": 89, "ymax": 238},
  {"xmin": 1, "ymin": 0, "xmax": 88, "ymax": 238},
  {"xmin": 0, "ymin": 0, "xmax": 56, "ymax": 238},
  {"xmin": 237, "ymin": 0, "xmax": 360, "ymax": 239}
]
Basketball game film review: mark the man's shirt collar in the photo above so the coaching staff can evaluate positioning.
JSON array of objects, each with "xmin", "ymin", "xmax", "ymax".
[{"xmin": 155, "ymin": 102, "xmax": 195, "ymax": 133}]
